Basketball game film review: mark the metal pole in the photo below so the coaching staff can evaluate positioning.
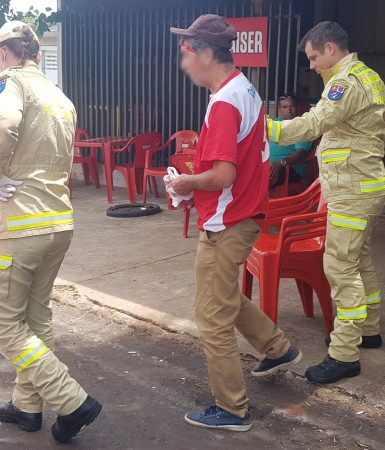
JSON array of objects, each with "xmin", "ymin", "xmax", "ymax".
[
  {"xmin": 274, "ymin": 1, "xmax": 283, "ymax": 115},
  {"xmin": 284, "ymin": 0, "xmax": 293, "ymax": 93}
]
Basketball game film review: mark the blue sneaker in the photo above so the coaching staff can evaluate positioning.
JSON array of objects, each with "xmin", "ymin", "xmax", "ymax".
[
  {"xmin": 184, "ymin": 406, "xmax": 252, "ymax": 432},
  {"xmin": 251, "ymin": 346, "xmax": 302, "ymax": 378}
]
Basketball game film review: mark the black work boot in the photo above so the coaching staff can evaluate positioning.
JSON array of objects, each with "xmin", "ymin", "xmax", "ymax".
[
  {"xmin": 51, "ymin": 396, "xmax": 102, "ymax": 443},
  {"xmin": 325, "ymin": 334, "xmax": 382, "ymax": 349},
  {"xmin": 0, "ymin": 402, "xmax": 42, "ymax": 432},
  {"xmin": 305, "ymin": 355, "xmax": 361, "ymax": 384}
]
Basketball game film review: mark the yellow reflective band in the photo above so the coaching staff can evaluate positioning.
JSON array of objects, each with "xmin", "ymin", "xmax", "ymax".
[
  {"xmin": 337, "ymin": 305, "xmax": 367, "ymax": 321},
  {"xmin": 269, "ymin": 120, "xmax": 281, "ymax": 143},
  {"xmin": 350, "ymin": 63, "xmax": 366, "ymax": 72},
  {"xmin": 0, "ymin": 255, "xmax": 12, "ymax": 270},
  {"xmin": 6, "ymin": 210, "xmax": 74, "ymax": 231},
  {"xmin": 321, "ymin": 149, "xmax": 351, "ymax": 164},
  {"xmin": 12, "ymin": 336, "xmax": 49, "ymax": 373},
  {"xmin": 364, "ymin": 291, "xmax": 381, "ymax": 305},
  {"xmin": 360, "ymin": 177, "xmax": 385, "ymax": 193},
  {"xmin": 330, "ymin": 213, "xmax": 367, "ymax": 231}
]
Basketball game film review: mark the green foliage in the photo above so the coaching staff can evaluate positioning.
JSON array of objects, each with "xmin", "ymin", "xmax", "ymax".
[{"xmin": 0, "ymin": 1, "xmax": 61, "ymax": 37}]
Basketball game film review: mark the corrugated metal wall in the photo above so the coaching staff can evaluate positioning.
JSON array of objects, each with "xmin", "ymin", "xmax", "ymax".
[{"xmin": 62, "ymin": 0, "xmax": 303, "ymax": 141}]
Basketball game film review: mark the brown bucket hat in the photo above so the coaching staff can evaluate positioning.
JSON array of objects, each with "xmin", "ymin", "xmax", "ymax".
[{"xmin": 170, "ymin": 14, "xmax": 237, "ymax": 49}]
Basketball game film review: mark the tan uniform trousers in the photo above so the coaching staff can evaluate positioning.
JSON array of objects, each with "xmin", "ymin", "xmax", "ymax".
[
  {"xmin": 326, "ymin": 197, "xmax": 385, "ymax": 363},
  {"xmin": 0, "ymin": 231, "xmax": 87, "ymax": 414},
  {"xmin": 195, "ymin": 218, "xmax": 290, "ymax": 418}
]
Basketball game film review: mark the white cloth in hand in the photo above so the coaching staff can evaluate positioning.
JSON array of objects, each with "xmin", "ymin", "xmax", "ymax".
[{"xmin": 163, "ymin": 167, "xmax": 193, "ymax": 208}]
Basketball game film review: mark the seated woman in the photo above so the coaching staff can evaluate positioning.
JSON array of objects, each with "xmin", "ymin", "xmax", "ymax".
[{"xmin": 269, "ymin": 94, "xmax": 313, "ymax": 188}]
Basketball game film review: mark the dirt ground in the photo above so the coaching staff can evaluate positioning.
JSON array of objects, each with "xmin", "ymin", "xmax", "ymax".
[{"xmin": 0, "ymin": 293, "xmax": 384, "ymax": 450}]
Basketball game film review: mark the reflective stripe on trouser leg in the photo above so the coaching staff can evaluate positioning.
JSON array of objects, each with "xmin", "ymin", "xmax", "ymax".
[
  {"xmin": 12, "ymin": 336, "xmax": 49, "ymax": 372},
  {"xmin": 1, "ymin": 233, "xmax": 87, "ymax": 416},
  {"xmin": 324, "ymin": 209, "xmax": 370, "ymax": 362}
]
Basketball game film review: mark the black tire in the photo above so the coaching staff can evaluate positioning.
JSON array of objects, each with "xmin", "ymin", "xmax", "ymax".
[{"xmin": 106, "ymin": 203, "xmax": 162, "ymax": 218}]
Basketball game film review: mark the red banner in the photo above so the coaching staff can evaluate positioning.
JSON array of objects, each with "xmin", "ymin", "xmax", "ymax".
[{"xmin": 226, "ymin": 17, "xmax": 268, "ymax": 68}]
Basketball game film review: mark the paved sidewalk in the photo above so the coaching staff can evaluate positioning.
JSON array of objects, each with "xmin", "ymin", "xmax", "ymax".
[{"xmin": 57, "ymin": 183, "xmax": 385, "ymax": 411}]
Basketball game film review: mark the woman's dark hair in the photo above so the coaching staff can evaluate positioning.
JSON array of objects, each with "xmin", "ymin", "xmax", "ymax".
[
  {"xmin": 1, "ymin": 25, "xmax": 40, "ymax": 64},
  {"xmin": 180, "ymin": 37, "xmax": 234, "ymax": 64},
  {"xmin": 299, "ymin": 21, "xmax": 349, "ymax": 53}
]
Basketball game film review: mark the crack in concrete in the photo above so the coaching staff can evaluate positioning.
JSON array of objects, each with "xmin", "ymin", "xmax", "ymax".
[{"xmin": 71, "ymin": 249, "xmax": 197, "ymax": 284}]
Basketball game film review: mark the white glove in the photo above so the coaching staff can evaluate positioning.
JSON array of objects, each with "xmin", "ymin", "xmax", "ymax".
[
  {"xmin": 163, "ymin": 167, "xmax": 193, "ymax": 208},
  {"xmin": 0, "ymin": 175, "xmax": 23, "ymax": 202},
  {"xmin": 0, "ymin": 185, "xmax": 17, "ymax": 202}
]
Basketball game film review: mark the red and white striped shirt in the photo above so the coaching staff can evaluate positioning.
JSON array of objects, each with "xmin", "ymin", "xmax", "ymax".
[{"xmin": 194, "ymin": 70, "xmax": 270, "ymax": 232}]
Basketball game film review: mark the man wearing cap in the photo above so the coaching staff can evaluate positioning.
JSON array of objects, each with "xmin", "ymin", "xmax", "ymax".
[
  {"xmin": 169, "ymin": 14, "xmax": 302, "ymax": 432},
  {"xmin": 0, "ymin": 21, "xmax": 101, "ymax": 442}
]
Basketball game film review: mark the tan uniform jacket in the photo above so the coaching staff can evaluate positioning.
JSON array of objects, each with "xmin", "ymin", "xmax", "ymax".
[
  {"xmin": 269, "ymin": 53, "xmax": 385, "ymax": 201},
  {"xmin": 0, "ymin": 61, "xmax": 76, "ymax": 239}
]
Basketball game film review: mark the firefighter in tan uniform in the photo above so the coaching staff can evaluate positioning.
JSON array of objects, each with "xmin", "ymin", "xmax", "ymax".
[
  {"xmin": 268, "ymin": 21, "xmax": 385, "ymax": 384},
  {"xmin": 0, "ymin": 22, "xmax": 102, "ymax": 441}
]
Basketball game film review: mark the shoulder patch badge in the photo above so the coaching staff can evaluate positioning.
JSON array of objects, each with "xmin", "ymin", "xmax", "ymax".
[
  {"xmin": 0, "ymin": 75, "xmax": 7, "ymax": 94},
  {"xmin": 328, "ymin": 80, "xmax": 349, "ymax": 101}
]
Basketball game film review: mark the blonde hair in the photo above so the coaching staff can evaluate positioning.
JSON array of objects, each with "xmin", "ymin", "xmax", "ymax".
[{"xmin": 1, "ymin": 25, "xmax": 40, "ymax": 64}]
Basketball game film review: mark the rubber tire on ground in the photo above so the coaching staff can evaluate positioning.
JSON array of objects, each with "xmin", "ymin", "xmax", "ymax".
[{"xmin": 106, "ymin": 203, "xmax": 162, "ymax": 218}]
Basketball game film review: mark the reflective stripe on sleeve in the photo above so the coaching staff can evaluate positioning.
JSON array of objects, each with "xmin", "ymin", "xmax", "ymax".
[{"xmin": 321, "ymin": 149, "xmax": 351, "ymax": 164}]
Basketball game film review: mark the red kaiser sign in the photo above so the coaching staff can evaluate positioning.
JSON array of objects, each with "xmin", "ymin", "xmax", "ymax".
[{"xmin": 226, "ymin": 17, "xmax": 268, "ymax": 68}]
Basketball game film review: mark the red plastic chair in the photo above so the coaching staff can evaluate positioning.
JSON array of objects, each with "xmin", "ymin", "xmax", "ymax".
[
  {"xmin": 169, "ymin": 152, "xmax": 195, "ymax": 238},
  {"xmin": 142, "ymin": 130, "xmax": 199, "ymax": 203},
  {"xmin": 104, "ymin": 132, "xmax": 162, "ymax": 204},
  {"xmin": 71, "ymin": 128, "xmax": 100, "ymax": 189},
  {"xmin": 242, "ymin": 179, "xmax": 333, "ymax": 334},
  {"xmin": 270, "ymin": 138, "xmax": 320, "ymax": 199}
]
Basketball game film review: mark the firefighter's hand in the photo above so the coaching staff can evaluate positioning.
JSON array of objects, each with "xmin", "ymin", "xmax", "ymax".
[{"xmin": 0, "ymin": 185, "xmax": 16, "ymax": 202}]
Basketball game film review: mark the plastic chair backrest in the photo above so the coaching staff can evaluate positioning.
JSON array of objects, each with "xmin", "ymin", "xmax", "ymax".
[
  {"xmin": 266, "ymin": 178, "xmax": 321, "ymax": 229},
  {"xmin": 123, "ymin": 132, "xmax": 162, "ymax": 168},
  {"xmin": 169, "ymin": 152, "xmax": 195, "ymax": 175},
  {"xmin": 169, "ymin": 130, "xmax": 199, "ymax": 154},
  {"xmin": 74, "ymin": 128, "xmax": 91, "ymax": 157}
]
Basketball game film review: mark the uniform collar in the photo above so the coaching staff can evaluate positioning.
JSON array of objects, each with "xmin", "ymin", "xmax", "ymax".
[{"xmin": 320, "ymin": 52, "xmax": 358, "ymax": 84}]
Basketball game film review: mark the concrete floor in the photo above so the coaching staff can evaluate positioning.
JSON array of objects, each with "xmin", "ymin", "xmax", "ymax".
[
  {"xmin": 1, "ymin": 299, "xmax": 384, "ymax": 449},
  {"xmin": 58, "ymin": 181, "xmax": 385, "ymax": 411}
]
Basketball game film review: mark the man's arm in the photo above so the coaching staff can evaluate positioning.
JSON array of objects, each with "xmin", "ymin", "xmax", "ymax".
[
  {"xmin": 169, "ymin": 160, "xmax": 236, "ymax": 196},
  {"xmin": 268, "ymin": 76, "xmax": 369, "ymax": 146}
]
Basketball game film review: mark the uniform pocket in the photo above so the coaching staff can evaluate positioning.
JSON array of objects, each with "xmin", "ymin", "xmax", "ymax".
[
  {"xmin": 321, "ymin": 148, "xmax": 353, "ymax": 194},
  {"xmin": 0, "ymin": 255, "xmax": 13, "ymax": 300}
]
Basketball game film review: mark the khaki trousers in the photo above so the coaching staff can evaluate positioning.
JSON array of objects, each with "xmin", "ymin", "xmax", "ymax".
[
  {"xmin": 325, "ymin": 197, "xmax": 385, "ymax": 362},
  {"xmin": 0, "ymin": 231, "xmax": 87, "ymax": 414},
  {"xmin": 195, "ymin": 218, "xmax": 290, "ymax": 417}
]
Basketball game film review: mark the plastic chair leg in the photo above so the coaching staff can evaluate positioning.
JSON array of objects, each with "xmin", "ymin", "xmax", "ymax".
[
  {"xmin": 183, "ymin": 206, "xmax": 190, "ymax": 238},
  {"xmin": 295, "ymin": 279, "xmax": 314, "ymax": 318},
  {"xmin": 135, "ymin": 168, "xmax": 144, "ymax": 195},
  {"xmin": 258, "ymin": 259, "xmax": 280, "ymax": 323},
  {"xmin": 82, "ymin": 162, "xmax": 91, "ymax": 185},
  {"xmin": 142, "ymin": 173, "xmax": 148, "ymax": 203},
  {"xmin": 242, "ymin": 264, "xmax": 253, "ymax": 299},
  {"xmin": 313, "ymin": 278, "xmax": 334, "ymax": 334},
  {"xmin": 104, "ymin": 153, "xmax": 114, "ymax": 204},
  {"xmin": 126, "ymin": 169, "xmax": 137, "ymax": 203},
  {"xmin": 91, "ymin": 159, "xmax": 100, "ymax": 188},
  {"xmin": 151, "ymin": 177, "xmax": 159, "ymax": 198}
]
